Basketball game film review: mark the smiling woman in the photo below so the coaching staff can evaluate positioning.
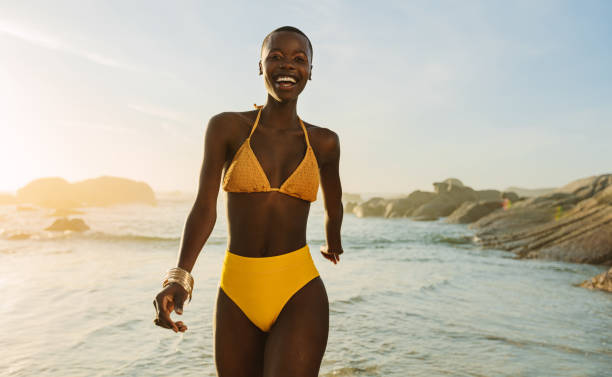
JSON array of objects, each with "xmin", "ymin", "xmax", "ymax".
[{"xmin": 153, "ymin": 26, "xmax": 344, "ymax": 377}]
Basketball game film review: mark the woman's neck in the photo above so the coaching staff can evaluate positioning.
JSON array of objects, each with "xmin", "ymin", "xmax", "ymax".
[{"xmin": 261, "ymin": 95, "xmax": 299, "ymax": 130}]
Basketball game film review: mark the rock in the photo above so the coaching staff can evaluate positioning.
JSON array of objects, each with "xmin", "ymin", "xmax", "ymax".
[
  {"xmin": 17, "ymin": 176, "xmax": 157, "ymax": 208},
  {"xmin": 502, "ymin": 191, "xmax": 519, "ymax": 202},
  {"xmin": 411, "ymin": 179, "xmax": 480, "ymax": 220},
  {"xmin": 446, "ymin": 201, "xmax": 503, "ymax": 224},
  {"xmin": 580, "ymin": 267, "xmax": 612, "ymax": 293},
  {"xmin": 477, "ymin": 190, "xmax": 502, "ymax": 202},
  {"xmin": 505, "ymin": 186, "xmax": 556, "ymax": 198},
  {"xmin": 45, "ymin": 217, "xmax": 90, "ymax": 232},
  {"xmin": 8, "ymin": 232, "xmax": 31, "ymax": 240},
  {"xmin": 345, "ymin": 201, "xmax": 358, "ymax": 213},
  {"xmin": 384, "ymin": 191, "xmax": 437, "ymax": 218},
  {"xmin": 353, "ymin": 197, "xmax": 387, "ymax": 218},
  {"xmin": 473, "ymin": 174, "xmax": 612, "ymax": 265},
  {"xmin": 411, "ymin": 195, "xmax": 460, "ymax": 220}
]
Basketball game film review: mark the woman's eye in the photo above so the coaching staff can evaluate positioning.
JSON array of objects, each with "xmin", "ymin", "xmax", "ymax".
[{"xmin": 295, "ymin": 57, "xmax": 305, "ymax": 63}]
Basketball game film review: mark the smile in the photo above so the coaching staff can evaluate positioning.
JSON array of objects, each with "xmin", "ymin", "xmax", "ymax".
[{"xmin": 274, "ymin": 75, "xmax": 298, "ymax": 89}]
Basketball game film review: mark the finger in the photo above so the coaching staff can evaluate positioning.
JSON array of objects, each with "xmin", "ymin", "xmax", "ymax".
[
  {"xmin": 175, "ymin": 321, "xmax": 188, "ymax": 332},
  {"xmin": 175, "ymin": 296, "xmax": 185, "ymax": 315},
  {"xmin": 160, "ymin": 296, "xmax": 178, "ymax": 332}
]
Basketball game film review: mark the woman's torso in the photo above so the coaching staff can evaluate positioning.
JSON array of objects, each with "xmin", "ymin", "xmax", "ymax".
[{"xmin": 223, "ymin": 109, "xmax": 318, "ymax": 257}]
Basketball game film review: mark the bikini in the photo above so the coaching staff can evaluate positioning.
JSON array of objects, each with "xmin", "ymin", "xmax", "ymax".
[{"xmin": 220, "ymin": 105, "xmax": 320, "ymax": 332}]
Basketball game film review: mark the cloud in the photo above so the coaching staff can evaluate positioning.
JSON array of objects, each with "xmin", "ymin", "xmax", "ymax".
[{"xmin": 0, "ymin": 20, "xmax": 137, "ymax": 70}]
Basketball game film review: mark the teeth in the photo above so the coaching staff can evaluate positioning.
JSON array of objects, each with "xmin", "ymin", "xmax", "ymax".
[{"xmin": 276, "ymin": 76, "xmax": 296, "ymax": 83}]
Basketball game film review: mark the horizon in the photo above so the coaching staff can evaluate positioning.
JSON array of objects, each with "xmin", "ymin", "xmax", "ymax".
[{"xmin": 2, "ymin": 1, "xmax": 611, "ymax": 194}]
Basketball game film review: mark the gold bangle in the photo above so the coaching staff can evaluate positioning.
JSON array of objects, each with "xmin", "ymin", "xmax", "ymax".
[{"xmin": 162, "ymin": 267, "xmax": 194, "ymax": 302}]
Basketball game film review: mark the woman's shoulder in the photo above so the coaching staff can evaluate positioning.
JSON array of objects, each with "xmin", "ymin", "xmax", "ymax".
[
  {"xmin": 302, "ymin": 121, "xmax": 340, "ymax": 162},
  {"xmin": 205, "ymin": 110, "xmax": 260, "ymax": 140}
]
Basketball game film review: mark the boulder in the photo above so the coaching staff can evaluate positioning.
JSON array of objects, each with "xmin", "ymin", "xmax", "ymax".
[
  {"xmin": 353, "ymin": 197, "xmax": 386, "ymax": 218},
  {"xmin": 17, "ymin": 176, "xmax": 157, "ymax": 208},
  {"xmin": 473, "ymin": 174, "xmax": 612, "ymax": 265},
  {"xmin": 446, "ymin": 200, "xmax": 503, "ymax": 224},
  {"xmin": 411, "ymin": 179, "xmax": 480, "ymax": 220},
  {"xmin": 580, "ymin": 267, "xmax": 612, "ymax": 293},
  {"xmin": 345, "ymin": 201, "xmax": 358, "ymax": 213},
  {"xmin": 45, "ymin": 217, "xmax": 90, "ymax": 232},
  {"xmin": 477, "ymin": 190, "xmax": 502, "ymax": 202},
  {"xmin": 384, "ymin": 191, "xmax": 437, "ymax": 218}
]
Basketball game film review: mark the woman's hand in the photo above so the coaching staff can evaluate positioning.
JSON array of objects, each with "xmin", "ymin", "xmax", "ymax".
[
  {"xmin": 320, "ymin": 245, "xmax": 343, "ymax": 265},
  {"xmin": 153, "ymin": 283, "xmax": 189, "ymax": 333}
]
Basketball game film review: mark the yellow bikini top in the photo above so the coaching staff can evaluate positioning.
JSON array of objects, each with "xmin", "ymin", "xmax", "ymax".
[{"xmin": 222, "ymin": 105, "xmax": 319, "ymax": 202}]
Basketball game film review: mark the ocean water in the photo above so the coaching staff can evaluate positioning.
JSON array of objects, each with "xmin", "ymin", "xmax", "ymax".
[{"xmin": 1, "ymin": 193, "xmax": 611, "ymax": 377}]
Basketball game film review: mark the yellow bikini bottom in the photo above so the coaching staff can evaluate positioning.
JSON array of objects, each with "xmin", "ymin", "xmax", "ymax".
[{"xmin": 220, "ymin": 244, "xmax": 320, "ymax": 332}]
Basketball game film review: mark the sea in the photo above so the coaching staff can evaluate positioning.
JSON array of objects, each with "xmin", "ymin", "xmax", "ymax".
[{"xmin": 1, "ymin": 192, "xmax": 611, "ymax": 377}]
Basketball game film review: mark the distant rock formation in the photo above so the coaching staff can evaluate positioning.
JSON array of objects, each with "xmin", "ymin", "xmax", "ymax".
[
  {"xmin": 580, "ymin": 267, "xmax": 612, "ymax": 293},
  {"xmin": 445, "ymin": 201, "xmax": 502, "ymax": 224},
  {"xmin": 17, "ymin": 176, "xmax": 157, "ymax": 208},
  {"xmin": 351, "ymin": 178, "xmax": 519, "ymax": 222},
  {"xmin": 45, "ymin": 217, "xmax": 90, "ymax": 232},
  {"xmin": 473, "ymin": 174, "xmax": 612, "ymax": 265},
  {"xmin": 504, "ymin": 186, "xmax": 556, "ymax": 198}
]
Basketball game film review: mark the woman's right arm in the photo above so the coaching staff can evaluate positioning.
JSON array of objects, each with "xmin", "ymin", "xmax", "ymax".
[
  {"xmin": 153, "ymin": 113, "xmax": 232, "ymax": 333},
  {"xmin": 175, "ymin": 113, "xmax": 231, "ymax": 272}
]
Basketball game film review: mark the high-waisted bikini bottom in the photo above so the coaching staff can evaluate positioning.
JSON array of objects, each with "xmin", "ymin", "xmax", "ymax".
[{"xmin": 219, "ymin": 244, "xmax": 320, "ymax": 332}]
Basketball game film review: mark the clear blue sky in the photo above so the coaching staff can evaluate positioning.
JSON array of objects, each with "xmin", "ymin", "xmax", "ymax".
[{"xmin": 1, "ymin": 0, "xmax": 610, "ymax": 194}]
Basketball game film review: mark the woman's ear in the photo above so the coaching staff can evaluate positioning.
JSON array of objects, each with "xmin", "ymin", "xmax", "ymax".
[
  {"xmin": 309, "ymin": 65, "xmax": 313, "ymax": 80},
  {"xmin": 259, "ymin": 61, "xmax": 263, "ymax": 75}
]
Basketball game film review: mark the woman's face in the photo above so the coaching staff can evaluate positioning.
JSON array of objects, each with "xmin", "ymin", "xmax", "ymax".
[{"xmin": 260, "ymin": 31, "xmax": 312, "ymax": 102}]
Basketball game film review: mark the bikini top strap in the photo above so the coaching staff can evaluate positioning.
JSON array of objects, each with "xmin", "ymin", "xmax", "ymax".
[
  {"xmin": 249, "ymin": 105, "xmax": 264, "ymax": 138},
  {"xmin": 299, "ymin": 117, "xmax": 311, "ymax": 148}
]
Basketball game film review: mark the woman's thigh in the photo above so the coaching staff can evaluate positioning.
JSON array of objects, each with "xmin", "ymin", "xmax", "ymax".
[
  {"xmin": 214, "ymin": 287, "xmax": 268, "ymax": 377},
  {"xmin": 262, "ymin": 277, "xmax": 329, "ymax": 377}
]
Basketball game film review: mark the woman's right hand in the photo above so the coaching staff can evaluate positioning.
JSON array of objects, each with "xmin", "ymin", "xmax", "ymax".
[{"xmin": 153, "ymin": 283, "xmax": 189, "ymax": 333}]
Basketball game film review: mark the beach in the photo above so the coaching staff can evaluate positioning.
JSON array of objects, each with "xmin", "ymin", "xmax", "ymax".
[{"xmin": 1, "ymin": 192, "xmax": 610, "ymax": 376}]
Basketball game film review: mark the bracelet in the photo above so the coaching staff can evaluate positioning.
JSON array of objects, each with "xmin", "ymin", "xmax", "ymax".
[{"xmin": 162, "ymin": 267, "xmax": 194, "ymax": 303}]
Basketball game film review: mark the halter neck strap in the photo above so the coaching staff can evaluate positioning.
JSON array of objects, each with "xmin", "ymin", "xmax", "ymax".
[{"xmin": 249, "ymin": 104, "xmax": 311, "ymax": 148}]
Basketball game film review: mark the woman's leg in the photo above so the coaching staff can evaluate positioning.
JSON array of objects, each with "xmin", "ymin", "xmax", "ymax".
[
  {"xmin": 262, "ymin": 277, "xmax": 329, "ymax": 377},
  {"xmin": 214, "ymin": 287, "xmax": 268, "ymax": 377}
]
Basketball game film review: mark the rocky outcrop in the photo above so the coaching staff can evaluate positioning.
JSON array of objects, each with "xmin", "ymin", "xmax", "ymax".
[
  {"xmin": 446, "ymin": 201, "xmax": 503, "ymax": 224},
  {"xmin": 384, "ymin": 191, "xmax": 437, "ymax": 218},
  {"xmin": 45, "ymin": 217, "xmax": 90, "ymax": 232},
  {"xmin": 351, "ymin": 178, "xmax": 518, "ymax": 222},
  {"xmin": 17, "ymin": 176, "xmax": 157, "ymax": 208},
  {"xmin": 353, "ymin": 197, "xmax": 386, "ymax": 218},
  {"xmin": 473, "ymin": 174, "xmax": 612, "ymax": 265},
  {"xmin": 580, "ymin": 267, "xmax": 612, "ymax": 293}
]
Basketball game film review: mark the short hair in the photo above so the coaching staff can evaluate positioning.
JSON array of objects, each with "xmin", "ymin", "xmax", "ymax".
[{"xmin": 261, "ymin": 26, "xmax": 313, "ymax": 62}]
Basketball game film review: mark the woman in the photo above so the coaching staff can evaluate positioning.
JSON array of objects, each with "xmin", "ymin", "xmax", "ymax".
[{"xmin": 153, "ymin": 26, "xmax": 344, "ymax": 376}]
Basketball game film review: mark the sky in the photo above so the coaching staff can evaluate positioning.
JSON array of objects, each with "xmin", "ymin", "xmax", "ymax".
[{"xmin": 1, "ymin": 0, "xmax": 611, "ymax": 195}]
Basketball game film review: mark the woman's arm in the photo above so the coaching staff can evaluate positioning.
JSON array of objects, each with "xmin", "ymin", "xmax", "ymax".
[
  {"xmin": 318, "ymin": 129, "xmax": 344, "ymax": 264},
  {"xmin": 153, "ymin": 113, "xmax": 231, "ymax": 332},
  {"xmin": 175, "ymin": 114, "xmax": 230, "ymax": 272}
]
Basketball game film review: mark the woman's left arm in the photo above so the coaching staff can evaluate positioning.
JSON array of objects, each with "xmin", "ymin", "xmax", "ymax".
[{"xmin": 317, "ymin": 128, "xmax": 344, "ymax": 264}]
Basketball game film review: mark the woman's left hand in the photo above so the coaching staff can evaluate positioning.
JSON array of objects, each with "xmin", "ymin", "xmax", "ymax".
[{"xmin": 320, "ymin": 245, "xmax": 343, "ymax": 265}]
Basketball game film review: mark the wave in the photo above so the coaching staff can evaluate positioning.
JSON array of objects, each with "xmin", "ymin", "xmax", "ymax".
[{"xmin": 2, "ymin": 230, "xmax": 230, "ymax": 244}]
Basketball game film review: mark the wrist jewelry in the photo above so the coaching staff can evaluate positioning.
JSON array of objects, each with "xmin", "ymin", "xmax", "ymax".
[{"xmin": 162, "ymin": 267, "xmax": 194, "ymax": 303}]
